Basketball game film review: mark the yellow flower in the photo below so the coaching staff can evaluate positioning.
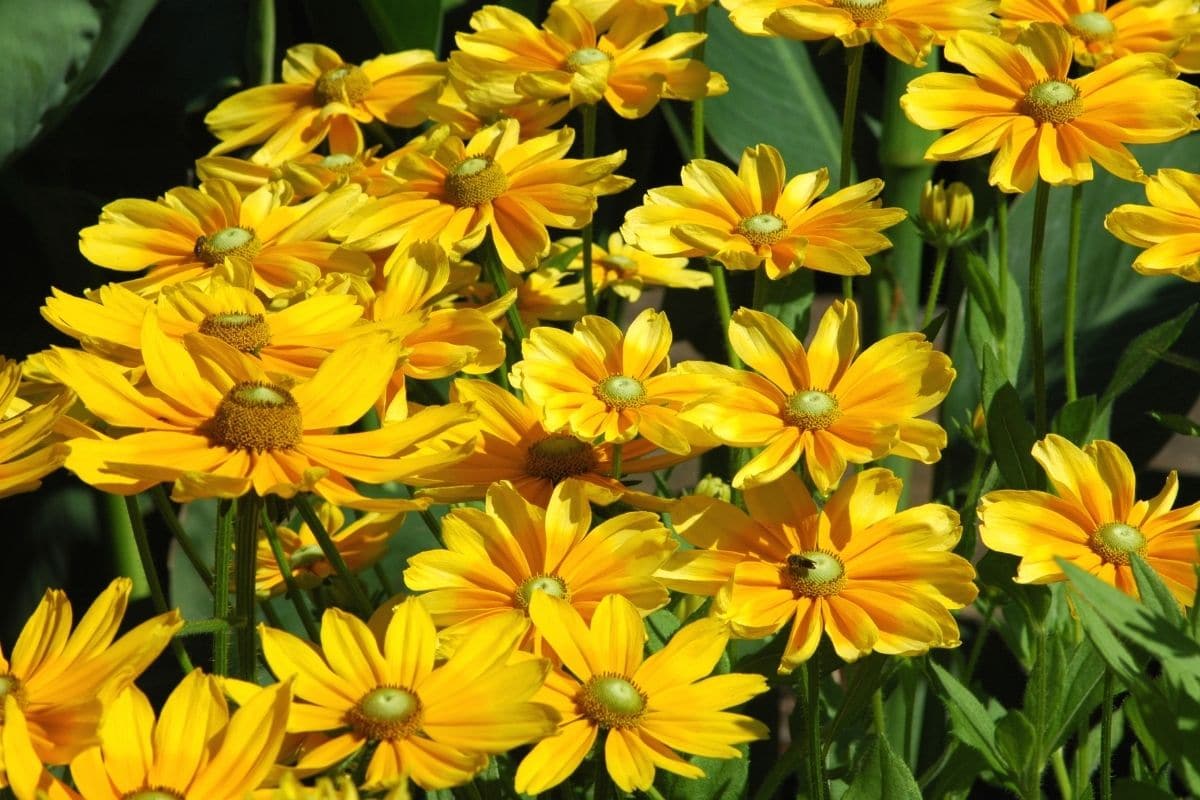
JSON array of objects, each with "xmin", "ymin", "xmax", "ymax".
[
  {"xmin": 1105, "ymin": 168, "xmax": 1200, "ymax": 281},
  {"xmin": 45, "ymin": 325, "xmax": 474, "ymax": 510},
  {"xmin": 0, "ymin": 578, "xmax": 182, "ymax": 772},
  {"xmin": 450, "ymin": 4, "xmax": 726, "ymax": 118},
  {"xmin": 901, "ymin": 23, "xmax": 1200, "ymax": 193},
  {"xmin": 205, "ymin": 44, "xmax": 445, "ymax": 166},
  {"xmin": 723, "ymin": 0, "xmax": 999, "ymax": 66},
  {"xmin": 916, "ymin": 179, "xmax": 976, "ymax": 247},
  {"xmin": 79, "ymin": 179, "xmax": 373, "ymax": 298},
  {"xmin": 515, "ymin": 593, "xmax": 769, "ymax": 794},
  {"xmin": 334, "ymin": 120, "xmax": 631, "ymax": 272},
  {"xmin": 979, "ymin": 434, "xmax": 1200, "ymax": 605},
  {"xmin": 256, "ymin": 501, "xmax": 402, "ymax": 596},
  {"xmin": 271, "ymin": 772, "xmax": 411, "ymax": 800},
  {"xmin": 0, "ymin": 358, "xmax": 71, "ymax": 498},
  {"xmin": 513, "ymin": 308, "xmax": 711, "ymax": 453},
  {"xmin": 410, "ymin": 379, "xmax": 681, "ymax": 506},
  {"xmin": 997, "ymin": 0, "xmax": 1200, "ymax": 71},
  {"xmin": 196, "ymin": 146, "xmax": 399, "ymax": 201},
  {"xmin": 255, "ymin": 600, "xmax": 557, "ymax": 790},
  {"xmin": 681, "ymin": 301, "xmax": 954, "ymax": 492},
  {"xmin": 2, "ymin": 696, "xmax": 79, "ymax": 800},
  {"xmin": 405, "ymin": 479, "xmax": 675, "ymax": 642},
  {"xmin": 556, "ymin": 232, "xmax": 713, "ymax": 302},
  {"xmin": 658, "ymin": 470, "xmax": 977, "ymax": 672},
  {"xmin": 622, "ymin": 144, "xmax": 906, "ymax": 279},
  {"xmin": 426, "ymin": 76, "xmax": 572, "ymax": 139},
  {"xmin": 69, "ymin": 672, "xmax": 292, "ymax": 800}
]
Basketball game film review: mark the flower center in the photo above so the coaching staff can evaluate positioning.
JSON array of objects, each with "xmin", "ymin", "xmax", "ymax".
[
  {"xmin": 1068, "ymin": 11, "xmax": 1116, "ymax": 42},
  {"xmin": 783, "ymin": 390, "xmax": 840, "ymax": 430},
  {"xmin": 832, "ymin": 0, "xmax": 889, "ymax": 22},
  {"xmin": 346, "ymin": 686, "xmax": 423, "ymax": 741},
  {"xmin": 784, "ymin": 551, "xmax": 846, "ymax": 597},
  {"xmin": 525, "ymin": 433, "xmax": 600, "ymax": 482},
  {"xmin": 193, "ymin": 226, "xmax": 262, "ymax": 266},
  {"xmin": 206, "ymin": 382, "xmax": 303, "ymax": 452},
  {"xmin": 594, "ymin": 374, "xmax": 647, "ymax": 410},
  {"xmin": 319, "ymin": 152, "xmax": 360, "ymax": 172},
  {"xmin": 566, "ymin": 47, "xmax": 611, "ymax": 71},
  {"xmin": 123, "ymin": 791, "xmax": 185, "ymax": 800},
  {"xmin": 1020, "ymin": 79, "xmax": 1083, "ymax": 125},
  {"xmin": 1088, "ymin": 522, "xmax": 1147, "ymax": 566},
  {"xmin": 198, "ymin": 312, "xmax": 271, "ymax": 353},
  {"xmin": 0, "ymin": 674, "xmax": 27, "ymax": 722},
  {"xmin": 313, "ymin": 64, "xmax": 373, "ymax": 106},
  {"xmin": 444, "ymin": 156, "xmax": 509, "ymax": 208},
  {"xmin": 737, "ymin": 213, "xmax": 788, "ymax": 247},
  {"xmin": 515, "ymin": 574, "xmax": 569, "ymax": 608},
  {"xmin": 578, "ymin": 673, "xmax": 647, "ymax": 729}
]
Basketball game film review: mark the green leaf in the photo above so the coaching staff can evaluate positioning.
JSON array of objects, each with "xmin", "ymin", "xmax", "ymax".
[
  {"xmin": 960, "ymin": 252, "xmax": 1004, "ymax": 335},
  {"xmin": 539, "ymin": 242, "xmax": 586, "ymax": 273},
  {"xmin": 645, "ymin": 607, "xmax": 682, "ymax": 653},
  {"xmin": 1043, "ymin": 639, "xmax": 1107, "ymax": 753},
  {"xmin": 702, "ymin": 5, "xmax": 840, "ymax": 173},
  {"xmin": 1101, "ymin": 304, "xmax": 1196, "ymax": 408},
  {"xmin": 927, "ymin": 662, "xmax": 1007, "ymax": 776},
  {"xmin": 921, "ymin": 310, "xmax": 948, "ymax": 342},
  {"xmin": 660, "ymin": 747, "xmax": 750, "ymax": 800},
  {"xmin": 758, "ymin": 269, "xmax": 815, "ymax": 335},
  {"xmin": 359, "ymin": 0, "xmax": 442, "ymax": 52},
  {"xmin": 843, "ymin": 734, "xmax": 922, "ymax": 800},
  {"xmin": 986, "ymin": 383, "xmax": 1040, "ymax": 490},
  {"xmin": 1130, "ymin": 554, "xmax": 1185, "ymax": 626},
  {"xmin": 1112, "ymin": 779, "xmax": 1176, "ymax": 800},
  {"xmin": 1147, "ymin": 411, "xmax": 1200, "ymax": 437},
  {"xmin": 1052, "ymin": 396, "xmax": 1098, "ymax": 444},
  {"xmin": 995, "ymin": 710, "xmax": 1037, "ymax": 780}
]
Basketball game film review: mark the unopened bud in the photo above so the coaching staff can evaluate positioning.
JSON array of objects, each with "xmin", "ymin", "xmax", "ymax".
[
  {"xmin": 918, "ymin": 180, "xmax": 976, "ymax": 247},
  {"xmin": 693, "ymin": 473, "xmax": 732, "ymax": 503}
]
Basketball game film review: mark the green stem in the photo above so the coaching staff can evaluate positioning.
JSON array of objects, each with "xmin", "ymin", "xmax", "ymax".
[
  {"xmin": 234, "ymin": 494, "xmax": 262, "ymax": 680},
  {"xmin": 124, "ymin": 496, "xmax": 192, "ymax": 674},
  {"xmin": 1029, "ymin": 623, "xmax": 1049, "ymax": 800},
  {"xmin": 1029, "ymin": 179, "xmax": 1052, "ymax": 435},
  {"xmin": 482, "ymin": 238, "xmax": 526, "ymax": 390},
  {"xmin": 707, "ymin": 259, "xmax": 743, "ymax": 369},
  {"xmin": 1064, "ymin": 183, "xmax": 1083, "ymax": 403},
  {"xmin": 753, "ymin": 745, "xmax": 802, "ymax": 800},
  {"xmin": 262, "ymin": 507, "xmax": 321, "ymax": 640},
  {"xmin": 922, "ymin": 246, "xmax": 949, "ymax": 330},
  {"xmin": 294, "ymin": 494, "xmax": 374, "ymax": 617},
  {"xmin": 150, "ymin": 486, "xmax": 213, "ymax": 590},
  {"xmin": 996, "ymin": 190, "xmax": 1010, "ymax": 372},
  {"xmin": 691, "ymin": 6, "xmax": 709, "ymax": 160},
  {"xmin": 248, "ymin": 0, "xmax": 276, "ymax": 85},
  {"xmin": 807, "ymin": 653, "xmax": 826, "ymax": 800},
  {"xmin": 1051, "ymin": 749, "xmax": 1073, "ymax": 800},
  {"xmin": 373, "ymin": 563, "xmax": 396, "ymax": 596},
  {"xmin": 213, "ymin": 499, "xmax": 234, "ymax": 675},
  {"xmin": 581, "ymin": 102, "xmax": 599, "ymax": 315},
  {"xmin": 963, "ymin": 599, "xmax": 996, "ymax": 687},
  {"xmin": 838, "ymin": 46, "xmax": 865, "ymax": 301},
  {"xmin": 611, "ymin": 444, "xmax": 623, "ymax": 481},
  {"xmin": 872, "ymin": 688, "xmax": 886, "ymax": 737},
  {"xmin": 1160, "ymin": 350, "xmax": 1200, "ymax": 374},
  {"xmin": 1099, "ymin": 669, "xmax": 1114, "ymax": 800},
  {"xmin": 107, "ymin": 493, "xmax": 147, "ymax": 599},
  {"xmin": 643, "ymin": 787, "xmax": 667, "ymax": 800},
  {"xmin": 752, "ymin": 268, "xmax": 769, "ymax": 311}
]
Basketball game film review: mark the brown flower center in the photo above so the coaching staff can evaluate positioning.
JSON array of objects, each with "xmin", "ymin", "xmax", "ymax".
[
  {"xmin": 0, "ymin": 674, "xmax": 27, "ymax": 722},
  {"xmin": 784, "ymin": 551, "xmax": 846, "ymax": 597},
  {"xmin": 207, "ymin": 382, "xmax": 302, "ymax": 451},
  {"xmin": 444, "ymin": 156, "xmax": 509, "ymax": 208},
  {"xmin": 1088, "ymin": 522, "xmax": 1147, "ymax": 567},
  {"xmin": 832, "ymin": 0, "xmax": 889, "ymax": 23},
  {"xmin": 783, "ymin": 390, "xmax": 840, "ymax": 431},
  {"xmin": 194, "ymin": 226, "xmax": 262, "ymax": 266},
  {"xmin": 736, "ymin": 213, "xmax": 788, "ymax": 247},
  {"xmin": 1020, "ymin": 79, "xmax": 1083, "ymax": 125},
  {"xmin": 578, "ymin": 673, "xmax": 647, "ymax": 729},
  {"xmin": 198, "ymin": 312, "xmax": 271, "ymax": 353},
  {"xmin": 1068, "ymin": 11, "xmax": 1116, "ymax": 43},
  {"xmin": 515, "ymin": 574, "xmax": 570, "ymax": 608},
  {"xmin": 594, "ymin": 374, "xmax": 647, "ymax": 410},
  {"xmin": 566, "ymin": 47, "xmax": 611, "ymax": 72},
  {"xmin": 122, "ymin": 791, "xmax": 185, "ymax": 800},
  {"xmin": 313, "ymin": 64, "xmax": 373, "ymax": 106},
  {"xmin": 346, "ymin": 685, "xmax": 423, "ymax": 741},
  {"xmin": 525, "ymin": 434, "xmax": 600, "ymax": 482}
]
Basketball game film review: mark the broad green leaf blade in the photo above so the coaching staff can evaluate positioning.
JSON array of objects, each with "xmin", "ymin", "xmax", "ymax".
[
  {"xmin": 1052, "ymin": 396, "xmax": 1098, "ymax": 445},
  {"xmin": 1130, "ymin": 554, "xmax": 1185, "ymax": 626},
  {"xmin": 1147, "ymin": 411, "xmax": 1200, "ymax": 436},
  {"xmin": 758, "ymin": 269, "xmax": 815, "ymax": 335},
  {"xmin": 661, "ymin": 746, "xmax": 750, "ymax": 800},
  {"xmin": 995, "ymin": 711, "xmax": 1037, "ymax": 782},
  {"xmin": 927, "ymin": 662, "xmax": 1007, "ymax": 776},
  {"xmin": 645, "ymin": 607, "xmax": 682, "ymax": 653},
  {"xmin": 359, "ymin": 0, "xmax": 443, "ymax": 53},
  {"xmin": 843, "ymin": 734, "xmax": 922, "ymax": 800},
  {"xmin": 1101, "ymin": 304, "xmax": 1196, "ymax": 409},
  {"xmin": 986, "ymin": 383, "xmax": 1040, "ymax": 490},
  {"xmin": 1044, "ymin": 639, "xmax": 1107, "ymax": 753}
]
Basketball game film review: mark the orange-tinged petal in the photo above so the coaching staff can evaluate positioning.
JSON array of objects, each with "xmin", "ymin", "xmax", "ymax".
[{"xmin": 514, "ymin": 717, "xmax": 598, "ymax": 794}]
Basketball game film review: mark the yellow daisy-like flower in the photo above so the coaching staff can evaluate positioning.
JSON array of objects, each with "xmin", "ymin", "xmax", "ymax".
[
  {"xmin": 1105, "ymin": 168, "xmax": 1200, "ymax": 281},
  {"xmin": 658, "ymin": 470, "xmax": 977, "ymax": 672},
  {"xmin": 515, "ymin": 593, "xmax": 769, "ymax": 794},
  {"xmin": 196, "ymin": 145, "xmax": 399, "ymax": 201},
  {"xmin": 256, "ymin": 502, "xmax": 402, "ymax": 597},
  {"xmin": 270, "ymin": 772, "xmax": 411, "ymax": 800},
  {"xmin": 621, "ymin": 144, "xmax": 906, "ymax": 279},
  {"xmin": 681, "ymin": 301, "xmax": 954, "ymax": 492},
  {"xmin": 0, "ymin": 358, "xmax": 71, "ymax": 498},
  {"xmin": 450, "ymin": 4, "xmax": 726, "ymax": 118},
  {"xmin": 722, "ymin": 0, "xmax": 999, "ymax": 66},
  {"xmin": 556, "ymin": 232, "xmax": 713, "ymax": 302},
  {"xmin": 0, "ymin": 578, "xmax": 182, "ymax": 774},
  {"xmin": 997, "ymin": 0, "xmax": 1200, "ymax": 71},
  {"xmin": 68, "ymin": 671, "xmax": 291, "ymax": 800},
  {"xmin": 2, "ymin": 696, "xmax": 80, "ymax": 800},
  {"xmin": 426, "ymin": 75, "xmax": 572, "ymax": 139},
  {"xmin": 334, "ymin": 120, "xmax": 631, "ymax": 272},
  {"xmin": 405, "ymin": 479, "xmax": 675, "ymax": 641},
  {"xmin": 205, "ymin": 44, "xmax": 445, "ymax": 166},
  {"xmin": 900, "ymin": 23, "xmax": 1200, "ymax": 193},
  {"xmin": 979, "ymin": 434, "xmax": 1200, "ymax": 605},
  {"xmin": 79, "ymin": 179, "xmax": 373, "ymax": 298},
  {"xmin": 255, "ymin": 600, "xmax": 557, "ymax": 790},
  {"xmin": 513, "ymin": 308, "xmax": 710, "ymax": 454},
  {"xmin": 45, "ymin": 322, "xmax": 474, "ymax": 510}
]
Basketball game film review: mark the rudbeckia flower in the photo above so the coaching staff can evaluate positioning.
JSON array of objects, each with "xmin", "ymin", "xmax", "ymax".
[
  {"xmin": 556, "ymin": 232, "xmax": 713, "ymax": 302},
  {"xmin": 44, "ymin": 321, "xmax": 475, "ymax": 510},
  {"xmin": 205, "ymin": 44, "xmax": 445, "ymax": 166},
  {"xmin": 722, "ymin": 0, "xmax": 999, "ymax": 66},
  {"xmin": 196, "ymin": 145, "xmax": 399, "ymax": 201},
  {"xmin": 252, "ymin": 600, "xmax": 557, "ymax": 789},
  {"xmin": 657, "ymin": 470, "xmax": 977, "ymax": 672},
  {"xmin": 900, "ymin": 23, "xmax": 1200, "ymax": 193},
  {"xmin": 680, "ymin": 301, "xmax": 954, "ymax": 492},
  {"xmin": 426, "ymin": 77, "xmax": 572, "ymax": 139},
  {"xmin": 515, "ymin": 593, "xmax": 769, "ymax": 794},
  {"xmin": 0, "ymin": 358, "xmax": 71, "ymax": 498},
  {"xmin": 404, "ymin": 479, "xmax": 675, "ymax": 642},
  {"xmin": 450, "ymin": 4, "xmax": 726, "ymax": 118},
  {"xmin": 979, "ymin": 434, "xmax": 1200, "ymax": 605},
  {"xmin": 1105, "ymin": 168, "xmax": 1200, "ymax": 281},
  {"xmin": 333, "ymin": 120, "xmax": 632, "ymax": 271},
  {"xmin": 621, "ymin": 144, "xmax": 906, "ymax": 279},
  {"xmin": 79, "ymin": 179, "xmax": 373, "ymax": 298}
]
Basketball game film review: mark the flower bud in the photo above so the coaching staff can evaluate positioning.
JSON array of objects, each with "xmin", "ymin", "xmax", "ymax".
[
  {"xmin": 693, "ymin": 473, "xmax": 732, "ymax": 503},
  {"xmin": 918, "ymin": 180, "xmax": 977, "ymax": 247}
]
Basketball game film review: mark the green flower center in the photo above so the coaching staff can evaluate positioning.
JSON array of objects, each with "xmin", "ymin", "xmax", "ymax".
[
  {"xmin": 198, "ymin": 312, "xmax": 271, "ymax": 353},
  {"xmin": 1021, "ymin": 79, "xmax": 1083, "ymax": 125},
  {"xmin": 736, "ymin": 213, "xmax": 788, "ymax": 247},
  {"xmin": 1068, "ymin": 11, "xmax": 1116, "ymax": 42},
  {"xmin": 515, "ymin": 574, "xmax": 569, "ymax": 608},
  {"xmin": 594, "ymin": 374, "xmax": 647, "ymax": 410},
  {"xmin": 207, "ymin": 381, "xmax": 302, "ymax": 452},
  {"xmin": 578, "ymin": 673, "xmax": 647, "ymax": 729},
  {"xmin": 194, "ymin": 226, "xmax": 262, "ymax": 266},
  {"xmin": 785, "ymin": 551, "xmax": 847, "ymax": 597},
  {"xmin": 445, "ymin": 156, "xmax": 509, "ymax": 208},
  {"xmin": 783, "ymin": 390, "xmax": 840, "ymax": 431},
  {"xmin": 832, "ymin": 0, "xmax": 889, "ymax": 22},
  {"xmin": 320, "ymin": 152, "xmax": 359, "ymax": 171},
  {"xmin": 566, "ymin": 47, "xmax": 611, "ymax": 71},
  {"xmin": 347, "ymin": 686, "xmax": 423, "ymax": 741},
  {"xmin": 1089, "ymin": 522, "xmax": 1147, "ymax": 566},
  {"xmin": 123, "ymin": 791, "xmax": 185, "ymax": 800},
  {"xmin": 525, "ymin": 433, "xmax": 600, "ymax": 483},
  {"xmin": 313, "ymin": 64, "xmax": 373, "ymax": 106}
]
